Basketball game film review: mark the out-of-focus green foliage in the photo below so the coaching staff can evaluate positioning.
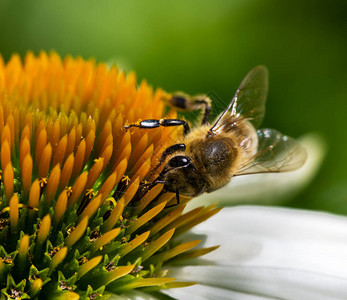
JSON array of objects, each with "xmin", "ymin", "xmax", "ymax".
[{"xmin": 0, "ymin": 0, "xmax": 346, "ymax": 214}]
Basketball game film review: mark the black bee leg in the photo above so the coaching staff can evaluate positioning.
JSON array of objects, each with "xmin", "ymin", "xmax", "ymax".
[
  {"xmin": 151, "ymin": 143, "xmax": 186, "ymax": 174},
  {"xmin": 141, "ymin": 179, "xmax": 168, "ymax": 190},
  {"xmin": 169, "ymin": 94, "xmax": 212, "ymax": 125},
  {"xmin": 175, "ymin": 190, "xmax": 180, "ymax": 205},
  {"xmin": 131, "ymin": 179, "xmax": 169, "ymax": 207},
  {"xmin": 124, "ymin": 119, "xmax": 190, "ymax": 136},
  {"xmin": 193, "ymin": 98, "xmax": 211, "ymax": 125},
  {"xmin": 165, "ymin": 190, "xmax": 180, "ymax": 208}
]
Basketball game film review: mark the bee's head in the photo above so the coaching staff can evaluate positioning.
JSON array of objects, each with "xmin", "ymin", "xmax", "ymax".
[{"xmin": 159, "ymin": 155, "xmax": 206, "ymax": 197}]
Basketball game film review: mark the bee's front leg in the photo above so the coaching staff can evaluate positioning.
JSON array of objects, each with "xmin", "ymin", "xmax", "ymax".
[
  {"xmin": 151, "ymin": 143, "xmax": 186, "ymax": 174},
  {"xmin": 165, "ymin": 190, "xmax": 180, "ymax": 208},
  {"xmin": 124, "ymin": 119, "xmax": 190, "ymax": 135}
]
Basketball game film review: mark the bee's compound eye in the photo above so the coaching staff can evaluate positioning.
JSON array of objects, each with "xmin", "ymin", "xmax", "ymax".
[{"xmin": 168, "ymin": 155, "xmax": 190, "ymax": 168}]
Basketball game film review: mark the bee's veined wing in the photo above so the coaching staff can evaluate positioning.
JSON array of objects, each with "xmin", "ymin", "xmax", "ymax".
[
  {"xmin": 236, "ymin": 128, "xmax": 307, "ymax": 175},
  {"xmin": 209, "ymin": 66, "xmax": 268, "ymax": 133}
]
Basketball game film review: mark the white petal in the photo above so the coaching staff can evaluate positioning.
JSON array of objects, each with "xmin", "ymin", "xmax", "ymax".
[
  {"xmin": 108, "ymin": 290, "xmax": 159, "ymax": 300},
  {"xmin": 187, "ymin": 134, "xmax": 325, "ymax": 208},
  {"xmin": 166, "ymin": 206, "xmax": 347, "ymax": 300},
  {"xmin": 165, "ymin": 284, "xmax": 276, "ymax": 300}
]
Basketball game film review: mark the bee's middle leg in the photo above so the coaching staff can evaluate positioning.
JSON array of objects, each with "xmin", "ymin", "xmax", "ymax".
[{"xmin": 169, "ymin": 94, "xmax": 211, "ymax": 125}]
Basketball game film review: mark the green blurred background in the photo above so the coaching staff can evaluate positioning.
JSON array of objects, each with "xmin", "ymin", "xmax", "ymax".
[{"xmin": 0, "ymin": 0, "xmax": 346, "ymax": 214}]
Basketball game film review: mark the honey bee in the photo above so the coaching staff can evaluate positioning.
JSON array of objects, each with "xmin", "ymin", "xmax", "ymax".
[{"xmin": 124, "ymin": 66, "xmax": 307, "ymax": 204}]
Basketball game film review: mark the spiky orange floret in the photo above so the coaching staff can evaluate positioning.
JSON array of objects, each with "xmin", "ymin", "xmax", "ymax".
[{"xmin": 0, "ymin": 52, "xmax": 219, "ymax": 299}]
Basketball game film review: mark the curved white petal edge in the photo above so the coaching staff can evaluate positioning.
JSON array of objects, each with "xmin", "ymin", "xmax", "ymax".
[
  {"xmin": 187, "ymin": 133, "xmax": 326, "ymax": 208},
  {"xmin": 164, "ymin": 206, "xmax": 347, "ymax": 300}
]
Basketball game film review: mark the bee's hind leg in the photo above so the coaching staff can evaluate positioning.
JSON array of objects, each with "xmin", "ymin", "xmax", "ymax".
[{"xmin": 169, "ymin": 94, "xmax": 211, "ymax": 125}]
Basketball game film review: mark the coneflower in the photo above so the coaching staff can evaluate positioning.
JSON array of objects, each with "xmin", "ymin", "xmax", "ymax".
[{"xmin": 0, "ymin": 52, "xmax": 219, "ymax": 299}]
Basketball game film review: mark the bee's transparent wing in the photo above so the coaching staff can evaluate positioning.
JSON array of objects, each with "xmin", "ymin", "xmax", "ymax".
[
  {"xmin": 236, "ymin": 128, "xmax": 307, "ymax": 175},
  {"xmin": 210, "ymin": 66, "xmax": 268, "ymax": 133}
]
